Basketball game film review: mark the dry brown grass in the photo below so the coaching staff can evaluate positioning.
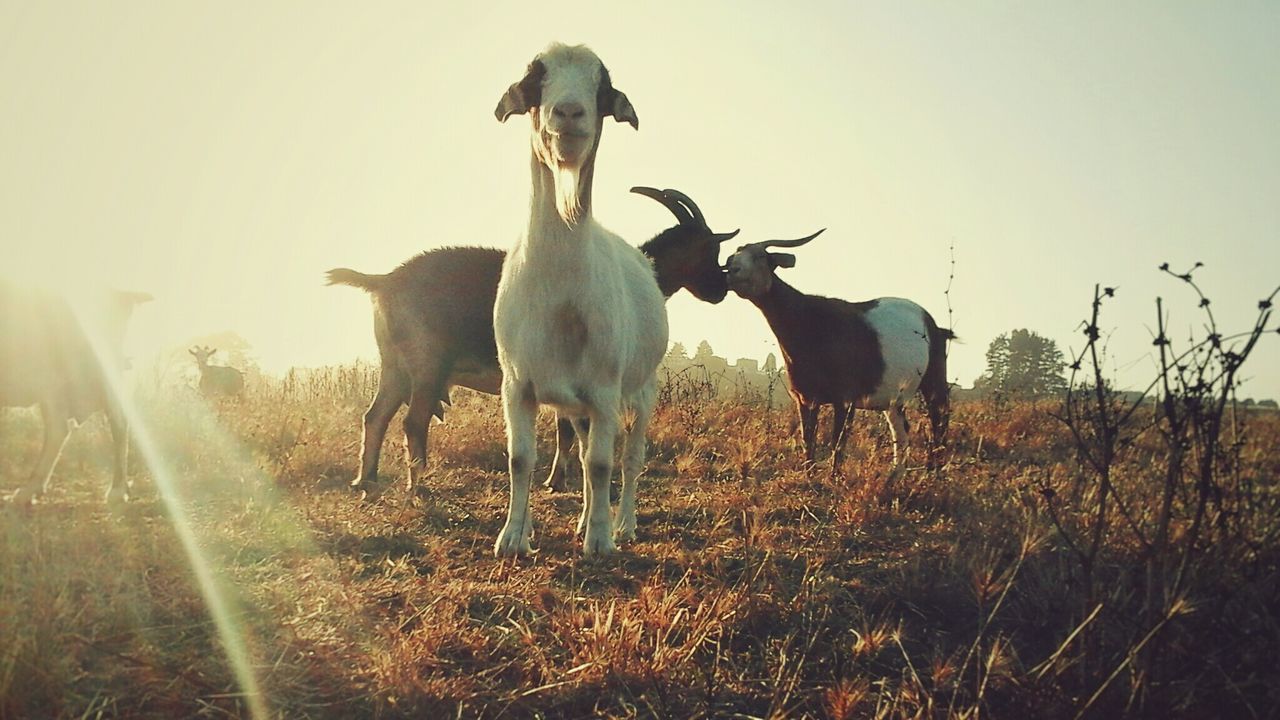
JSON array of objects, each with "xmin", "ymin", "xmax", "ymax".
[{"xmin": 2, "ymin": 369, "xmax": 1278, "ymax": 719}]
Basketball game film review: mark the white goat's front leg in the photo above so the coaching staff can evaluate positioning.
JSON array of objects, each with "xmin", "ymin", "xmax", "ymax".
[
  {"xmin": 884, "ymin": 405, "xmax": 909, "ymax": 466},
  {"xmin": 582, "ymin": 404, "xmax": 621, "ymax": 556},
  {"xmin": 615, "ymin": 381, "xmax": 656, "ymax": 543},
  {"xmin": 495, "ymin": 381, "xmax": 538, "ymax": 557},
  {"xmin": 104, "ymin": 400, "xmax": 132, "ymax": 505},
  {"xmin": 11, "ymin": 400, "xmax": 72, "ymax": 505}
]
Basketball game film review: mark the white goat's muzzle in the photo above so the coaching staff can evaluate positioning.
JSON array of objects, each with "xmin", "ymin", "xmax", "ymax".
[
  {"xmin": 539, "ymin": 111, "xmax": 595, "ymax": 223},
  {"xmin": 549, "ymin": 130, "xmax": 591, "ymax": 167}
]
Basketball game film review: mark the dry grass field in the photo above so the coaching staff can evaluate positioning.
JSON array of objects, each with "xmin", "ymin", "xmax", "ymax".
[{"xmin": 2, "ymin": 365, "xmax": 1278, "ymax": 719}]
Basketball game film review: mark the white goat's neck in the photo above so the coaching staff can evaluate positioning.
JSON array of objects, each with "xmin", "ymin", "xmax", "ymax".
[{"xmin": 525, "ymin": 128, "xmax": 603, "ymax": 245}]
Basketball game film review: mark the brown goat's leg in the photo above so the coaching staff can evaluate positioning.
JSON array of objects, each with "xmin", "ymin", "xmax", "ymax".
[
  {"xmin": 798, "ymin": 401, "xmax": 819, "ymax": 468},
  {"xmin": 12, "ymin": 400, "xmax": 71, "ymax": 504},
  {"xmin": 831, "ymin": 402, "xmax": 853, "ymax": 472},
  {"xmin": 104, "ymin": 400, "xmax": 131, "ymax": 504},
  {"xmin": 925, "ymin": 397, "xmax": 949, "ymax": 470},
  {"xmin": 930, "ymin": 397, "xmax": 950, "ymax": 450},
  {"xmin": 355, "ymin": 368, "xmax": 408, "ymax": 488},
  {"xmin": 402, "ymin": 362, "xmax": 450, "ymax": 493},
  {"xmin": 919, "ymin": 335, "xmax": 951, "ymax": 468},
  {"xmin": 402, "ymin": 394, "xmax": 434, "ymax": 493},
  {"xmin": 544, "ymin": 415, "xmax": 579, "ymax": 492}
]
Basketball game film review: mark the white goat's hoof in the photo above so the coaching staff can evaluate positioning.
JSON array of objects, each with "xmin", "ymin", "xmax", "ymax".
[
  {"xmin": 493, "ymin": 525, "xmax": 532, "ymax": 558},
  {"xmin": 582, "ymin": 524, "xmax": 618, "ymax": 556}
]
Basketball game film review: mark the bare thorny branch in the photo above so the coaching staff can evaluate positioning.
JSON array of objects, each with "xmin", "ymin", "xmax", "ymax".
[
  {"xmin": 945, "ymin": 242, "xmax": 957, "ymax": 360},
  {"xmin": 1046, "ymin": 262, "xmax": 1277, "ymax": 710}
]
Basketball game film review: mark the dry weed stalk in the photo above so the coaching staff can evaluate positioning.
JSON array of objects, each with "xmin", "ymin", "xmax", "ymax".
[{"xmin": 1048, "ymin": 265, "xmax": 1277, "ymax": 710}]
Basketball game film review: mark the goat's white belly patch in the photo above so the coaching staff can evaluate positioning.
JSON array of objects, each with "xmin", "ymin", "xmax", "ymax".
[{"xmin": 862, "ymin": 299, "xmax": 930, "ymax": 408}]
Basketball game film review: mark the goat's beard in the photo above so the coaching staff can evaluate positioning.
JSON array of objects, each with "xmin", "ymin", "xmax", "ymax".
[
  {"xmin": 553, "ymin": 162, "xmax": 583, "ymax": 226},
  {"xmin": 533, "ymin": 121, "xmax": 590, "ymax": 226}
]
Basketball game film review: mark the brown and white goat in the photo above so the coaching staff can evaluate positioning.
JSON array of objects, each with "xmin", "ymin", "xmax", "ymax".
[
  {"xmin": 1, "ymin": 282, "xmax": 151, "ymax": 504},
  {"xmin": 189, "ymin": 346, "xmax": 245, "ymax": 398},
  {"xmin": 725, "ymin": 231, "xmax": 952, "ymax": 468},
  {"xmin": 327, "ymin": 187, "xmax": 737, "ymax": 494}
]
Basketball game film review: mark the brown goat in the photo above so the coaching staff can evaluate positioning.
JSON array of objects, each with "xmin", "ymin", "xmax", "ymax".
[
  {"xmin": 1, "ymin": 282, "xmax": 151, "ymax": 504},
  {"xmin": 725, "ymin": 231, "xmax": 952, "ymax": 468},
  {"xmin": 328, "ymin": 187, "xmax": 738, "ymax": 493}
]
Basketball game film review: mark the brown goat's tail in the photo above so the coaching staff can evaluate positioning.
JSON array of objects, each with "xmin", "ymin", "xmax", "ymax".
[{"xmin": 325, "ymin": 268, "xmax": 384, "ymax": 292}]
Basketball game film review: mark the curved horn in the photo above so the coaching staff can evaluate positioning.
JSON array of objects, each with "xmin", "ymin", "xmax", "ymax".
[
  {"xmin": 758, "ymin": 228, "xmax": 826, "ymax": 250},
  {"xmin": 630, "ymin": 186, "xmax": 693, "ymax": 226},
  {"xmin": 713, "ymin": 229, "xmax": 741, "ymax": 244},
  {"xmin": 661, "ymin": 189, "xmax": 708, "ymax": 229}
]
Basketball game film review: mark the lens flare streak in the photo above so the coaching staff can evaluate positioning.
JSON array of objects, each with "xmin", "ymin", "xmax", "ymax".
[{"xmin": 72, "ymin": 299, "xmax": 270, "ymax": 720}]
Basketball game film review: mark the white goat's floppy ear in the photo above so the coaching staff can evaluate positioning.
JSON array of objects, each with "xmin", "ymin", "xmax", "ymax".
[
  {"xmin": 770, "ymin": 253, "xmax": 797, "ymax": 269},
  {"xmin": 494, "ymin": 60, "xmax": 545, "ymax": 122},
  {"xmin": 604, "ymin": 89, "xmax": 639, "ymax": 129},
  {"xmin": 597, "ymin": 64, "xmax": 638, "ymax": 129}
]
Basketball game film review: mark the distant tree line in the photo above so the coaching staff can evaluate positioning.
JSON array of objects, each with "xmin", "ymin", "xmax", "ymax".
[
  {"xmin": 662, "ymin": 341, "xmax": 788, "ymax": 404},
  {"xmin": 974, "ymin": 328, "xmax": 1067, "ymax": 399},
  {"xmin": 665, "ymin": 331, "xmax": 1278, "ymax": 409}
]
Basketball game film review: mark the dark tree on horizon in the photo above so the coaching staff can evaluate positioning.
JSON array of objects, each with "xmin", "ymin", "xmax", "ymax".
[
  {"xmin": 693, "ymin": 340, "xmax": 715, "ymax": 362},
  {"xmin": 975, "ymin": 328, "xmax": 1068, "ymax": 398}
]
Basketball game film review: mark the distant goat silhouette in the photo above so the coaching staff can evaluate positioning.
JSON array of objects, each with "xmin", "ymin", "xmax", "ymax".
[{"xmin": 189, "ymin": 346, "xmax": 244, "ymax": 398}]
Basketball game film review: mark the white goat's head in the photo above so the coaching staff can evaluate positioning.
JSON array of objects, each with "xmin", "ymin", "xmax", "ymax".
[
  {"xmin": 495, "ymin": 43, "xmax": 638, "ymax": 224},
  {"xmin": 725, "ymin": 229, "xmax": 826, "ymax": 298}
]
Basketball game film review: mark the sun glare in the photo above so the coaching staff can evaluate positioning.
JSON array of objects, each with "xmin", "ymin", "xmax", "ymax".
[{"xmin": 69, "ymin": 299, "xmax": 271, "ymax": 720}]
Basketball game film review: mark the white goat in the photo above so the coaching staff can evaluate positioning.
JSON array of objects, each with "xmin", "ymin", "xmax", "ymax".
[{"xmin": 492, "ymin": 43, "xmax": 667, "ymax": 557}]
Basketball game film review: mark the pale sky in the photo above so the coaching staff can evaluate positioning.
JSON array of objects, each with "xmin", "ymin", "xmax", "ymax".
[{"xmin": 3, "ymin": 2, "xmax": 1278, "ymax": 399}]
